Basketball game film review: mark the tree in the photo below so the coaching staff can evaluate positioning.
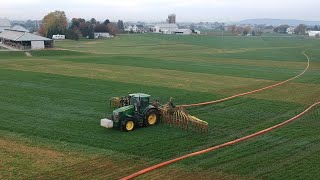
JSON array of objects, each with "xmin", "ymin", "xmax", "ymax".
[
  {"xmin": 255, "ymin": 29, "xmax": 263, "ymax": 36},
  {"xmin": 39, "ymin": 10, "xmax": 68, "ymax": 38},
  {"xmin": 228, "ymin": 25, "xmax": 237, "ymax": 34},
  {"xmin": 90, "ymin": 18, "xmax": 97, "ymax": 25},
  {"xmin": 236, "ymin": 26, "xmax": 244, "ymax": 35},
  {"xmin": 107, "ymin": 23, "xmax": 118, "ymax": 35},
  {"xmin": 65, "ymin": 28, "xmax": 80, "ymax": 40},
  {"xmin": 274, "ymin": 24, "xmax": 289, "ymax": 33},
  {"xmin": 87, "ymin": 24, "xmax": 95, "ymax": 39},
  {"xmin": 243, "ymin": 26, "xmax": 251, "ymax": 35},
  {"xmin": 94, "ymin": 24, "xmax": 108, "ymax": 32},
  {"xmin": 294, "ymin": 24, "xmax": 307, "ymax": 35},
  {"xmin": 314, "ymin": 25, "xmax": 319, "ymax": 31},
  {"xmin": 265, "ymin": 25, "xmax": 274, "ymax": 30},
  {"xmin": 117, "ymin": 20, "xmax": 124, "ymax": 32},
  {"xmin": 104, "ymin": 19, "xmax": 111, "ymax": 25},
  {"xmin": 70, "ymin": 18, "xmax": 85, "ymax": 29},
  {"xmin": 79, "ymin": 21, "xmax": 94, "ymax": 38}
]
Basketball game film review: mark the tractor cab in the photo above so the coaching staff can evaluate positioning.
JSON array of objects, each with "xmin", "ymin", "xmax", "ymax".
[{"xmin": 129, "ymin": 93, "xmax": 150, "ymax": 113}]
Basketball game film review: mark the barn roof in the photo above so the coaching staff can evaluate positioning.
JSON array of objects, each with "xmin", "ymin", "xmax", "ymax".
[
  {"xmin": 11, "ymin": 25, "xmax": 29, "ymax": 32},
  {"xmin": 154, "ymin": 23, "xmax": 178, "ymax": 29},
  {"xmin": 0, "ymin": 29, "xmax": 51, "ymax": 41}
]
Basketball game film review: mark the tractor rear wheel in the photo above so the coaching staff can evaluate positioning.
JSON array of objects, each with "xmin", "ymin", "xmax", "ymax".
[
  {"xmin": 145, "ymin": 109, "xmax": 160, "ymax": 127},
  {"xmin": 121, "ymin": 118, "xmax": 135, "ymax": 132}
]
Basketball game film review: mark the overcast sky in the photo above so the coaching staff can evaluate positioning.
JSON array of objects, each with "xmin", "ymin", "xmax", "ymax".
[{"xmin": 1, "ymin": 0, "xmax": 319, "ymax": 22}]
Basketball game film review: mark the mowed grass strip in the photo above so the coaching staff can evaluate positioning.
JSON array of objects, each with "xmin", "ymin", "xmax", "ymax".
[
  {"xmin": 1, "ymin": 58, "xmax": 319, "ymax": 105},
  {"xmin": 44, "ymin": 53, "xmax": 306, "ymax": 81},
  {"xmin": 0, "ymin": 58, "xmax": 277, "ymax": 94}
]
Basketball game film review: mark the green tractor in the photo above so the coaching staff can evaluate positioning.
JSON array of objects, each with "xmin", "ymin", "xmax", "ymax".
[{"xmin": 101, "ymin": 93, "xmax": 161, "ymax": 132}]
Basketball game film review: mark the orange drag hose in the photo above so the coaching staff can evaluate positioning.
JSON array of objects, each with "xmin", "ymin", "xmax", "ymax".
[
  {"xmin": 178, "ymin": 52, "xmax": 310, "ymax": 108},
  {"xmin": 121, "ymin": 101, "xmax": 320, "ymax": 180}
]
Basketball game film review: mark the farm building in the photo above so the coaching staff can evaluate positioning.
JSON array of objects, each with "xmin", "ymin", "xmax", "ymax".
[
  {"xmin": 52, "ymin": 34, "xmax": 65, "ymax": 40},
  {"xmin": 174, "ymin": 29, "xmax": 192, "ymax": 35},
  {"xmin": 287, "ymin": 27, "xmax": 295, "ymax": 34},
  {"xmin": 0, "ymin": 29, "xmax": 53, "ymax": 50},
  {"xmin": 193, "ymin": 29, "xmax": 201, "ymax": 34},
  {"xmin": 151, "ymin": 24, "xmax": 179, "ymax": 33},
  {"xmin": 0, "ymin": 18, "xmax": 11, "ymax": 33},
  {"xmin": 134, "ymin": 25, "xmax": 146, "ymax": 33},
  {"xmin": 11, "ymin": 25, "xmax": 29, "ymax": 32},
  {"xmin": 94, "ymin": 32, "xmax": 111, "ymax": 39},
  {"xmin": 308, "ymin": 31, "xmax": 320, "ymax": 37}
]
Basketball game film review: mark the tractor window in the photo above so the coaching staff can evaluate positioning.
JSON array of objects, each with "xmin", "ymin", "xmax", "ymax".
[
  {"xmin": 140, "ymin": 97, "xmax": 149, "ymax": 108},
  {"xmin": 130, "ymin": 96, "xmax": 135, "ymax": 105}
]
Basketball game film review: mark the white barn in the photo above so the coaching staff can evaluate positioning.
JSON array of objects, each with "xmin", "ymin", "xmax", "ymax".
[
  {"xmin": 308, "ymin": 31, "xmax": 320, "ymax": 37},
  {"xmin": 0, "ymin": 29, "xmax": 53, "ymax": 50},
  {"xmin": 152, "ymin": 24, "xmax": 179, "ymax": 33}
]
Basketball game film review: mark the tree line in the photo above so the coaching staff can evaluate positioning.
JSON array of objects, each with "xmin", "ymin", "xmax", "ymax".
[
  {"xmin": 39, "ymin": 11, "xmax": 125, "ymax": 40},
  {"xmin": 227, "ymin": 25, "xmax": 262, "ymax": 36},
  {"xmin": 273, "ymin": 24, "xmax": 319, "ymax": 35},
  {"xmin": 227, "ymin": 24, "xmax": 320, "ymax": 36}
]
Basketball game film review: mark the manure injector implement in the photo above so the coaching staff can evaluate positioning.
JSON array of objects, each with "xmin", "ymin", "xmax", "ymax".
[{"xmin": 101, "ymin": 93, "xmax": 208, "ymax": 132}]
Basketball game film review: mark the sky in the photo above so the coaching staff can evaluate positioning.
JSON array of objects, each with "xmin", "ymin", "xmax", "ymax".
[{"xmin": 1, "ymin": 0, "xmax": 319, "ymax": 22}]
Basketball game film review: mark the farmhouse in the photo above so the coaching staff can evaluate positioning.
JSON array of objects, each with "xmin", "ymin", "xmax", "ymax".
[
  {"xmin": 308, "ymin": 31, "xmax": 320, "ymax": 37},
  {"xmin": 124, "ymin": 25, "xmax": 146, "ymax": 33},
  {"xmin": 0, "ymin": 18, "xmax": 11, "ymax": 33},
  {"xmin": 134, "ymin": 25, "xmax": 146, "ymax": 33},
  {"xmin": 0, "ymin": 29, "xmax": 53, "ymax": 50}
]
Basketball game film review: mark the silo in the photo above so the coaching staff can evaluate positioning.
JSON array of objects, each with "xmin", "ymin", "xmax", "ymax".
[{"xmin": 168, "ymin": 14, "xmax": 176, "ymax": 24}]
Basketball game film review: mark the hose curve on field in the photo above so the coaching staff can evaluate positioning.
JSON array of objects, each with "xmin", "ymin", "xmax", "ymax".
[
  {"xmin": 178, "ymin": 51, "xmax": 310, "ymax": 108},
  {"xmin": 121, "ymin": 52, "xmax": 319, "ymax": 180}
]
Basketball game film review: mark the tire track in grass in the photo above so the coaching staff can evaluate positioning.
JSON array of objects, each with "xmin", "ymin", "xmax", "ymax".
[{"xmin": 121, "ymin": 52, "xmax": 320, "ymax": 179}]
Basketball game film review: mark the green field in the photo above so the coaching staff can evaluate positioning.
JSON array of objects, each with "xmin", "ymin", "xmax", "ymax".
[{"xmin": 0, "ymin": 34, "xmax": 320, "ymax": 179}]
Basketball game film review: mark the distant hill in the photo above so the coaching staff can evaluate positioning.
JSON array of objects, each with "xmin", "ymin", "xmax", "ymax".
[{"xmin": 239, "ymin": 19, "xmax": 320, "ymax": 26}]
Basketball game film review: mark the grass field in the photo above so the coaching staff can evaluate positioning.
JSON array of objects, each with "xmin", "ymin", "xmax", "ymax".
[{"xmin": 0, "ymin": 34, "xmax": 320, "ymax": 179}]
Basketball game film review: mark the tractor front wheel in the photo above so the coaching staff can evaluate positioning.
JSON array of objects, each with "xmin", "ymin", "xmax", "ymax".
[
  {"xmin": 145, "ymin": 109, "xmax": 160, "ymax": 127},
  {"xmin": 121, "ymin": 118, "xmax": 135, "ymax": 132}
]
